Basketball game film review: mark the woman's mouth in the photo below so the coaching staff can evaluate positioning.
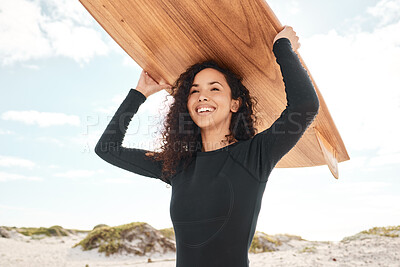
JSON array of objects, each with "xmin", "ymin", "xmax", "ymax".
[{"xmin": 196, "ymin": 106, "xmax": 216, "ymax": 116}]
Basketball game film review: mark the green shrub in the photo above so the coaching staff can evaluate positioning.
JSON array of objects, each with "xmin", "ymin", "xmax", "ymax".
[{"xmin": 73, "ymin": 222, "xmax": 147, "ymax": 256}]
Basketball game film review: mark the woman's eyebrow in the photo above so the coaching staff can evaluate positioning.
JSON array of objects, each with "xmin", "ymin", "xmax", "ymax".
[{"xmin": 191, "ymin": 81, "xmax": 223, "ymax": 88}]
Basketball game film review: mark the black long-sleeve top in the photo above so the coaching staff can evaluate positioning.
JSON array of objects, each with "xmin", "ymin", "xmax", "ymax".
[{"xmin": 95, "ymin": 37, "xmax": 319, "ymax": 267}]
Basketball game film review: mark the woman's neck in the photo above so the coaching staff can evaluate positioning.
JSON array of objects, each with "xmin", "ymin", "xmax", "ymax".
[{"xmin": 200, "ymin": 128, "xmax": 236, "ymax": 152}]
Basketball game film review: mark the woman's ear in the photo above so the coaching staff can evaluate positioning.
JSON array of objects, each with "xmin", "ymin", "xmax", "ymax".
[{"xmin": 231, "ymin": 98, "xmax": 241, "ymax": 113}]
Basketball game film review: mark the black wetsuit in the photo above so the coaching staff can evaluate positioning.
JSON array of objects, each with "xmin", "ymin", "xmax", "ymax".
[{"xmin": 95, "ymin": 38, "xmax": 320, "ymax": 267}]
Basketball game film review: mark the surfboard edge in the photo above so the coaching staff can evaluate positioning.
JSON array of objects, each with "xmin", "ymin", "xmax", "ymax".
[{"xmin": 314, "ymin": 128, "xmax": 339, "ymax": 179}]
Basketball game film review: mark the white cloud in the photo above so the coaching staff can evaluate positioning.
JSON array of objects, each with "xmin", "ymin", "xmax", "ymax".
[
  {"xmin": 48, "ymin": 164, "xmax": 59, "ymax": 169},
  {"xmin": 0, "ymin": 155, "xmax": 36, "ymax": 168},
  {"xmin": 0, "ymin": 204, "xmax": 30, "ymax": 211},
  {"xmin": 300, "ymin": 2, "xmax": 400, "ymax": 156},
  {"xmin": 1, "ymin": 110, "xmax": 80, "ymax": 127},
  {"xmin": 369, "ymin": 152, "xmax": 400, "ymax": 167},
  {"xmin": 328, "ymin": 181, "xmax": 390, "ymax": 195},
  {"xmin": 21, "ymin": 64, "xmax": 40, "ymax": 70},
  {"xmin": 339, "ymin": 156, "xmax": 368, "ymax": 171},
  {"xmin": 54, "ymin": 169, "xmax": 103, "ymax": 178},
  {"xmin": 268, "ymin": 0, "xmax": 301, "ymax": 16},
  {"xmin": 258, "ymin": 172, "xmax": 399, "ymax": 240},
  {"xmin": 367, "ymin": 0, "xmax": 400, "ymax": 26},
  {"xmin": 288, "ymin": 0, "xmax": 300, "ymax": 15},
  {"xmin": 0, "ymin": 129, "xmax": 14, "ymax": 135},
  {"xmin": 0, "ymin": 171, "xmax": 43, "ymax": 182},
  {"xmin": 139, "ymin": 90, "xmax": 173, "ymax": 116},
  {"xmin": 93, "ymin": 90, "xmax": 171, "ymax": 115},
  {"xmin": 0, "ymin": 0, "xmax": 111, "ymax": 66}
]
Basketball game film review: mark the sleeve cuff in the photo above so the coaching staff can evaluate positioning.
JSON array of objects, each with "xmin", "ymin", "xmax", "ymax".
[
  {"xmin": 130, "ymin": 88, "xmax": 147, "ymax": 103},
  {"xmin": 272, "ymin": 37, "xmax": 293, "ymax": 57}
]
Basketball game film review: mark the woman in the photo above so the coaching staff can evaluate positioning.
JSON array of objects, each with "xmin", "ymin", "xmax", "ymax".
[{"xmin": 95, "ymin": 26, "xmax": 319, "ymax": 267}]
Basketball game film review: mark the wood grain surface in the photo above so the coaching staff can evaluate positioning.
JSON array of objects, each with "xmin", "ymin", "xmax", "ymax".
[{"xmin": 79, "ymin": 0, "xmax": 350, "ymax": 178}]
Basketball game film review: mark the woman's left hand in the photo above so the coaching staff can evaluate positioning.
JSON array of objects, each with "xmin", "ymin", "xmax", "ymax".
[{"xmin": 273, "ymin": 25, "xmax": 300, "ymax": 51}]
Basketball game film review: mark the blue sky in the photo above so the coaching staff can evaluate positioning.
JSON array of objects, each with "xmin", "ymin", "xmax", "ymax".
[{"xmin": 0, "ymin": 0, "xmax": 399, "ymax": 241}]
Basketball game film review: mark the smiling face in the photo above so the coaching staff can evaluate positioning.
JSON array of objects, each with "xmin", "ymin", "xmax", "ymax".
[{"xmin": 187, "ymin": 68, "xmax": 240, "ymax": 132}]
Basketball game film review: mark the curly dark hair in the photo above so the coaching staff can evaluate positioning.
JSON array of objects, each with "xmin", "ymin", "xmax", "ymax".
[{"xmin": 148, "ymin": 60, "xmax": 260, "ymax": 184}]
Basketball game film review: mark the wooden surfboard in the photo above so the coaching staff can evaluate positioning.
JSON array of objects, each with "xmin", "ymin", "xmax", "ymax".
[{"xmin": 79, "ymin": 0, "xmax": 350, "ymax": 179}]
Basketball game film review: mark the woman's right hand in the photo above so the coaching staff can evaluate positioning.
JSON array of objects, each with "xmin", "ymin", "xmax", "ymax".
[
  {"xmin": 273, "ymin": 25, "xmax": 300, "ymax": 51},
  {"xmin": 135, "ymin": 70, "xmax": 172, "ymax": 98}
]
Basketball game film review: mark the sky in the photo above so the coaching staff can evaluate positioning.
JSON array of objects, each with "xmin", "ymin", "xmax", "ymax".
[{"xmin": 0, "ymin": 0, "xmax": 399, "ymax": 242}]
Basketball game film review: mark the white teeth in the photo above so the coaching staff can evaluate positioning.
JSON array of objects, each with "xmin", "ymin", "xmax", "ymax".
[{"xmin": 197, "ymin": 107, "xmax": 215, "ymax": 113}]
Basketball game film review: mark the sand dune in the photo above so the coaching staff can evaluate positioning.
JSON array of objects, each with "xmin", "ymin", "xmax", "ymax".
[{"xmin": 1, "ymin": 225, "xmax": 399, "ymax": 266}]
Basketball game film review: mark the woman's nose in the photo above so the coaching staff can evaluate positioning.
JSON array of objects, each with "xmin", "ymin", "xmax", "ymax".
[{"xmin": 198, "ymin": 92, "xmax": 209, "ymax": 102}]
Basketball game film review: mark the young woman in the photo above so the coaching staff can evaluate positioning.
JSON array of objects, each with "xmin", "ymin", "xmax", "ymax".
[{"xmin": 95, "ymin": 26, "xmax": 319, "ymax": 267}]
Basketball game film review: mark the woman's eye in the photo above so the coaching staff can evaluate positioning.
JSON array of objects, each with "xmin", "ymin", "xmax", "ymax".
[{"xmin": 190, "ymin": 88, "xmax": 218, "ymax": 94}]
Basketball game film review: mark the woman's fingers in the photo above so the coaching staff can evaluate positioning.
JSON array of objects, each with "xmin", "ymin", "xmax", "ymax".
[
  {"xmin": 145, "ymin": 72, "xmax": 157, "ymax": 84},
  {"xmin": 159, "ymin": 78, "xmax": 172, "ymax": 89},
  {"xmin": 274, "ymin": 25, "xmax": 300, "ymax": 51},
  {"xmin": 138, "ymin": 70, "xmax": 172, "ymax": 94}
]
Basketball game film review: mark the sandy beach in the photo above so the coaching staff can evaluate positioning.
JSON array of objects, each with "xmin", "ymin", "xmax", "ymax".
[{"xmin": 1, "ymin": 225, "xmax": 400, "ymax": 267}]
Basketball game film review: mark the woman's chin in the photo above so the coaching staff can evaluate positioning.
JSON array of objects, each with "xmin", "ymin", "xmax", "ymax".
[{"xmin": 196, "ymin": 121, "xmax": 220, "ymax": 131}]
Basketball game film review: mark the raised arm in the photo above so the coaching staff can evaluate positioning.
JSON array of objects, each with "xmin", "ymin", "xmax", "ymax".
[
  {"xmin": 95, "ymin": 71, "xmax": 172, "ymax": 184},
  {"xmin": 94, "ymin": 88, "xmax": 168, "ymax": 182},
  {"xmin": 231, "ymin": 27, "xmax": 320, "ymax": 183},
  {"xmin": 259, "ymin": 32, "xmax": 320, "ymax": 173}
]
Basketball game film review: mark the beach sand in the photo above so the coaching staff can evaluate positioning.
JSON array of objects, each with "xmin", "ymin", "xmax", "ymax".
[{"xmin": 1, "ymin": 228, "xmax": 399, "ymax": 266}]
